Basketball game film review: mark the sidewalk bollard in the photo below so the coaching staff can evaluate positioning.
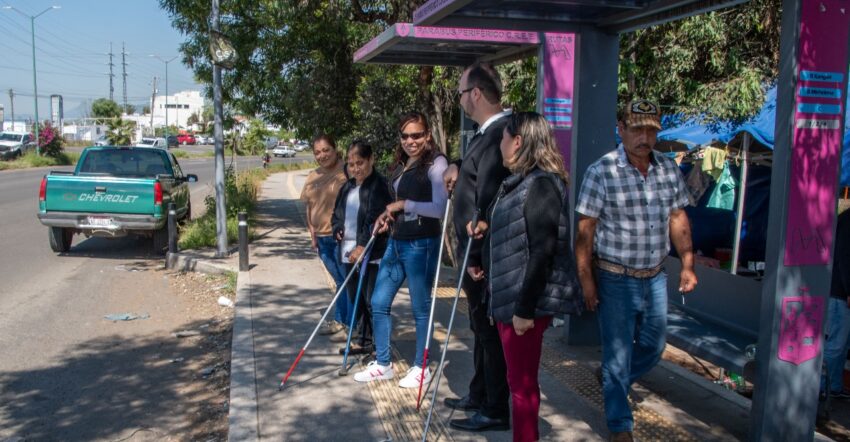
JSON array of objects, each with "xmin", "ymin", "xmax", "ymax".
[
  {"xmin": 238, "ymin": 211, "xmax": 249, "ymax": 271},
  {"xmin": 167, "ymin": 202, "xmax": 178, "ymax": 254}
]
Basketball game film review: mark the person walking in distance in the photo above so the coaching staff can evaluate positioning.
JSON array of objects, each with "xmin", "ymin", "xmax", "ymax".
[
  {"xmin": 442, "ymin": 62, "xmax": 512, "ymax": 432},
  {"xmin": 574, "ymin": 100, "xmax": 697, "ymax": 442},
  {"xmin": 467, "ymin": 112, "xmax": 583, "ymax": 442},
  {"xmin": 301, "ymin": 134, "xmax": 352, "ymax": 338}
]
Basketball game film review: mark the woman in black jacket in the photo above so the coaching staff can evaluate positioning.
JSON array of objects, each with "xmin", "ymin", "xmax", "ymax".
[
  {"xmin": 331, "ymin": 140, "xmax": 392, "ymax": 354},
  {"xmin": 468, "ymin": 112, "xmax": 582, "ymax": 442}
]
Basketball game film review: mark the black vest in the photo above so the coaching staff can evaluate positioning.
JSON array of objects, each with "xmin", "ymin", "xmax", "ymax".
[
  {"xmin": 488, "ymin": 170, "xmax": 583, "ymax": 322},
  {"xmin": 389, "ymin": 154, "xmax": 445, "ymax": 240}
]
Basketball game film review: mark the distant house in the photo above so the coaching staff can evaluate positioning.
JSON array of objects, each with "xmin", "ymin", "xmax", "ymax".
[{"xmin": 150, "ymin": 90, "xmax": 204, "ymax": 129}]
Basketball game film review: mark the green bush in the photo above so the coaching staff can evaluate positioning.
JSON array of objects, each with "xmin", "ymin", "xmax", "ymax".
[
  {"xmin": 0, "ymin": 152, "xmax": 79, "ymax": 170},
  {"xmin": 171, "ymin": 150, "xmax": 189, "ymax": 158}
]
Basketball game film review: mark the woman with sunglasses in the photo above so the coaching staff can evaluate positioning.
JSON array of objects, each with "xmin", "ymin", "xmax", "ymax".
[
  {"xmin": 331, "ymin": 140, "xmax": 392, "ymax": 355},
  {"xmin": 467, "ymin": 112, "xmax": 583, "ymax": 442},
  {"xmin": 353, "ymin": 112, "xmax": 448, "ymax": 388}
]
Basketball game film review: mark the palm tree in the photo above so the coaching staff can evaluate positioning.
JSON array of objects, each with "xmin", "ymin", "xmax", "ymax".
[{"xmin": 106, "ymin": 118, "xmax": 136, "ymax": 146}]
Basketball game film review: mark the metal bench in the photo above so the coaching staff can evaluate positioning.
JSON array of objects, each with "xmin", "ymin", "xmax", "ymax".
[{"xmin": 665, "ymin": 257, "xmax": 760, "ymax": 381}]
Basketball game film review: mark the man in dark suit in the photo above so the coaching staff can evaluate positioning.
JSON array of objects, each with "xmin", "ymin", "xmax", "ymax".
[{"xmin": 442, "ymin": 62, "xmax": 513, "ymax": 432}]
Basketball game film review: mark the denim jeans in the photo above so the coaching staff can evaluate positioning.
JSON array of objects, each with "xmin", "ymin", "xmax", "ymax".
[
  {"xmin": 371, "ymin": 236, "xmax": 440, "ymax": 367},
  {"xmin": 596, "ymin": 269, "xmax": 668, "ymax": 433},
  {"xmin": 316, "ymin": 235, "xmax": 352, "ymax": 326},
  {"xmin": 822, "ymin": 297, "xmax": 850, "ymax": 394}
]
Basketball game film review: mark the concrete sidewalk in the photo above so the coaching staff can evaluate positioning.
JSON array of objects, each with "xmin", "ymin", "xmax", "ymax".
[{"xmin": 190, "ymin": 170, "xmax": 827, "ymax": 441}]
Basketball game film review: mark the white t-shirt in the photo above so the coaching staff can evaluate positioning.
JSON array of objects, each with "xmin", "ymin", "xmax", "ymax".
[{"xmin": 340, "ymin": 185, "xmax": 360, "ymax": 263}]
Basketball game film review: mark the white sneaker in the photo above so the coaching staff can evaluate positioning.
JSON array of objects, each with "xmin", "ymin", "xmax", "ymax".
[
  {"xmin": 353, "ymin": 361, "xmax": 394, "ymax": 383},
  {"xmin": 398, "ymin": 366, "xmax": 431, "ymax": 389}
]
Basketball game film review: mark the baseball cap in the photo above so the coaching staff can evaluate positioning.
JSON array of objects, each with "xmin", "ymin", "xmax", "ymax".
[{"xmin": 622, "ymin": 100, "xmax": 662, "ymax": 130}]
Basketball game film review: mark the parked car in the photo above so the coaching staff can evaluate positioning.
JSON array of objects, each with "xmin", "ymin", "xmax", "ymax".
[
  {"xmin": 93, "ymin": 135, "xmax": 109, "ymax": 147},
  {"xmin": 177, "ymin": 133, "xmax": 196, "ymax": 145},
  {"xmin": 197, "ymin": 135, "xmax": 213, "ymax": 145},
  {"xmin": 0, "ymin": 132, "xmax": 37, "ymax": 160},
  {"xmin": 264, "ymin": 136, "xmax": 279, "ymax": 150},
  {"xmin": 166, "ymin": 135, "xmax": 179, "ymax": 148},
  {"xmin": 272, "ymin": 145, "xmax": 296, "ymax": 158},
  {"xmin": 135, "ymin": 137, "xmax": 168, "ymax": 149},
  {"xmin": 37, "ymin": 146, "xmax": 197, "ymax": 254},
  {"xmin": 293, "ymin": 141, "xmax": 309, "ymax": 152}
]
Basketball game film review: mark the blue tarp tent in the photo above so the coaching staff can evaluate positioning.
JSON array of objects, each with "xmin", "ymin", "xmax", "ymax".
[{"xmin": 659, "ymin": 85, "xmax": 850, "ymax": 186}]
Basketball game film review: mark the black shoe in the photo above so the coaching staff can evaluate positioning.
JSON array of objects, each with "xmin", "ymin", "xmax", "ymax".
[
  {"xmin": 444, "ymin": 395, "xmax": 482, "ymax": 412},
  {"xmin": 339, "ymin": 344, "xmax": 372, "ymax": 355},
  {"xmin": 449, "ymin": 412, "xmax": 510, "ymax": 432}
]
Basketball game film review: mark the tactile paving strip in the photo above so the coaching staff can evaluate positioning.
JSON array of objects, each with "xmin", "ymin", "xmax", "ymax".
[
  {"xmin": 435, "ymin": 284, "xmax": 697, "ymax": 441},
  {"xmin": 360, "ymin": 347, "xmax": 453, "ymax": 442}
]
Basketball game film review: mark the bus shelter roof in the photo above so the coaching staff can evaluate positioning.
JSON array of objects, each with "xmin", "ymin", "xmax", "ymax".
[
  {"xmin": 353, "ymin": 23, "xmax": 541, "ymax": 66},
  {"xmin": 413, "ymin": 0, "xmax": 748, "ymax": 33}
]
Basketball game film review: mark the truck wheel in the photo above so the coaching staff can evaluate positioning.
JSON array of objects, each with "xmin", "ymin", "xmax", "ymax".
[
  {"xmin": 48, "ymin": 227, "xmax": 73, "ymax": 253},
  {"xmin": 152, "ymin": 227, "xmax": 169, "ymax": 255}
]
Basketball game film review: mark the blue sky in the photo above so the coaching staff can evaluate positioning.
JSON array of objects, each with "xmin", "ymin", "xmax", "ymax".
[{"xmin": 0, "ymin": 0, "xmax": 202, "ymax": 120}]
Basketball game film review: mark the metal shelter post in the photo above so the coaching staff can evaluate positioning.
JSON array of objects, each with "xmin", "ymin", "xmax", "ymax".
[
  {"xmin": 563, "ymin": 27, "xmax": 620, "ymax": 346},
  {"xmin": 750, "ymin": 0, "xmax": 850, "ymax": 439}
]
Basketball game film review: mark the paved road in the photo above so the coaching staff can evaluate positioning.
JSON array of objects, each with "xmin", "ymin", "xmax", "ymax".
[{"xmin": 0, "ymin": 155, "xmax": 305, "ymax": 440}]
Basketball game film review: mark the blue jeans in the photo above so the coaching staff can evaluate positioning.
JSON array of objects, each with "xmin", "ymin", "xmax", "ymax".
[
  {"xmin": 596, "ymin": 269, "xmax": 668, "ymax": 433},
  {"xmin": 371, "ymin": 236, "xmax": 440, "ymax": 367},
  {"xmin": 316, "ymin": 235, "xmax": 352, "ymax": 326},
  {"xmin": 822, "ymin": 297, "xmax": 850, "ymax": 394}
]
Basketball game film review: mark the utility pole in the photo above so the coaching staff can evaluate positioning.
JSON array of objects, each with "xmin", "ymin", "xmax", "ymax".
[
  {"xmin": 212, "ymin": 0, "xmax": 228, "ymax": 257},
  {"xmin": 121, "ymin": 42, "xmax": 128, "ymax": 113},
  {"xmin": 108, "ymin": 42, "xmax": 114, "ymax": 101},
  {"xmin": 150, "ymin": 76, "xmax": 157, "ymax": 136},
  {"xmin": 8, "ymin": 89, "xmax": 14, "ymax": 130}
]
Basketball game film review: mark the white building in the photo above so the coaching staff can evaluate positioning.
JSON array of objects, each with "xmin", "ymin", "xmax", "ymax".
[{"xmin": 150, "ymin": 90, "xmax": 204, "ymax": 129}]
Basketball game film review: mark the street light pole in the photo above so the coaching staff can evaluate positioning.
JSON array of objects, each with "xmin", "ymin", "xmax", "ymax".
[
  {"xmin": 150, "ymin": 55, "xmax": 178, "ymax": 140},
  {"xmin": 3, "ymin": 5, "xmax": 60, "ymax": 155},
  {"xmin": 211, "ymin": 0, "xmax": 228, "ymax": 257}
]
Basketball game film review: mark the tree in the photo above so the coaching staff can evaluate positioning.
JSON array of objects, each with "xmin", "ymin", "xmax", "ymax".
[
  {"xmin": 91, "ymin": 98, "xmax": 122, "ymax": 122},
  {"xmin": 619, "ymin": 0, "xmax": 781, "ymax": 124},
  {"xmin": 187, "ymin": 112, "xmax": 200, "ymax": 126},
  {"xmin": 143, "ymin": 105, "xmax": 151, "ymax": 115},
  {"xmin": 124, "ymin": 104, "xmax": 136, "ymax": 115},
  {"xmin": 159, "ymin": 0, "xmax": 458, "ymax": 155},
  {"xmin": 107, "ymin": 119, "xmax": 137, "ymax": 146},
  {"xmin": 242, "ymin": 119, "xmax": 271, "ymax": 155}
]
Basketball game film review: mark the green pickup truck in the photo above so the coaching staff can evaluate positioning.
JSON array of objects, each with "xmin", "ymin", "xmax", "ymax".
[{"xmin": 37, "ymin": 146, "xmax": 197, "ymax": 253}]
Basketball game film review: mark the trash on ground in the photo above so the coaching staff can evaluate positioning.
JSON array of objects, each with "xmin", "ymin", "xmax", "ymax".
[
  {"xmin": 172, "ymin": 330, "xmax": 202, "ymax": 338},
  {"xmin": 104, "ymin": 312, "xmax": 150, "ymax": 322},
  {"xmin": 217, "ymin": 296, "xmax": 234, "ymax": 308},
  {"xmin": 201, "ymin": 366, "xmax": 216, "ymax": 377},
  {"xmin": 170, "ymin": 357, "xmax": 185, "ymax": 363}
]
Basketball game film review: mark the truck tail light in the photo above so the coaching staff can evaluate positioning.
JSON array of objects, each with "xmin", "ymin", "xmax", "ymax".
[
  {"xmin": 154, "ymin": 182, "xmax": 163, "ymax": 206},
  {"xmin": 39, "ymin": 177, "xmax": 47, "ymax": 202}
]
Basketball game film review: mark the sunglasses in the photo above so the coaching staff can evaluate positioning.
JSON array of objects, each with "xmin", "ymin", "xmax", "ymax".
[
  {"xmin": 457, "ymin": 86, "xmax": 475, "ymax": 96},
  {"xmin": 399, "ymin": 131, "xmax": 427, "ymax": 141}
]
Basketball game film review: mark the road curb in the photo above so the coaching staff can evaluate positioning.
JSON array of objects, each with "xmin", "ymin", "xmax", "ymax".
[
  {"xmin": 228, "ymin": 271, "xmax": 260, "ymax": 441},
  {"xmin": 166, "ymin": 251, "xmax": 236, "ymax": 275}
]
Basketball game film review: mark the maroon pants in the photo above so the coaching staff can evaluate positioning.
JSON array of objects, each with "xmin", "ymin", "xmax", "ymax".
[{"xmin": 496, "ymin": 315, "xmax": 552, "ymax": 442}]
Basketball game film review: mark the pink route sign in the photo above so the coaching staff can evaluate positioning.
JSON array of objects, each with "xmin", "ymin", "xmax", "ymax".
[
  {"xmin": 541, "ymin": 33, "xmax": 576, "ymax": 170},
  {"xmin": 784, "ymin": 0, "xmax": 850, "ymax": 266}
]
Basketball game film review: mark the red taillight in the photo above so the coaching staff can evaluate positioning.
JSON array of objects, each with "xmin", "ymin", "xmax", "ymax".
[
  {"xmin": 154, "ymin": 182, "xmax": 163, "ymax": 206},
  {"xmin": 39, "ymin": 177, "xmax": 47, "ymax": 202}
]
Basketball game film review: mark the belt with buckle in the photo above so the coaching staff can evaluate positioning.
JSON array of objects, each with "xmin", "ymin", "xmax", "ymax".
[{"xmin": 594, "ymin": 258, "xmax": 663, "ymax": 279}]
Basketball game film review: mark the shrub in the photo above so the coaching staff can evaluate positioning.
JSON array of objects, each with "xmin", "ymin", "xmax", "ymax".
[{"xmin": 37, "ymin": 122, "xmax": 65, "ymax": 157}]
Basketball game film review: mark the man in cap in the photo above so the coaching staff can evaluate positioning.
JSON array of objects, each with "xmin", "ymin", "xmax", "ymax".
[{"xmin": 574, "ymin": 99, "xmax": 697, "ymax": 442}]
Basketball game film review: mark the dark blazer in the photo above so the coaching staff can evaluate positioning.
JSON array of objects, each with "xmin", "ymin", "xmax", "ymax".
[
  {"xmin": 331, "ymin": 171, "xmax": 392, "ymax": 261},
  {"xmin": 831, "ymin": 209, "xmax": 850, "ymax": 300},
  {"xmin": 452, "ymin": 114, "xmax": 512, "ymax": 267}
]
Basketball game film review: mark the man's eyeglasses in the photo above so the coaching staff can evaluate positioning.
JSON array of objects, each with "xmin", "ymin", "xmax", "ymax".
[
  {"xmin": 399, "ymin": 131, "xmax": 427, "ymax": 141},
  {"xmin": 457, "ymin": 86, "xmax": 475, "ymax": 96}
]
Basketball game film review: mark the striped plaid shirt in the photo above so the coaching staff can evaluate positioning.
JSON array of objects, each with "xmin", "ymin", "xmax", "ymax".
[{"xmin": 576, "ymin": 145, "xmax": 690, "ymax": 269}]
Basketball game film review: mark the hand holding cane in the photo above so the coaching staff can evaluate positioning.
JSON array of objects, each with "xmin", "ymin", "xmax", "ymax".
[
  {"xmin": 421, "ymin": 209, "xmax": 479, "ymax": 441},
  {"xmin": 415, "ymin": 196, "xmax": 453, "ymax": 410},
  {"xmin": 278, "ymin": 234, "xmax": 378, "ymax": 391}
]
